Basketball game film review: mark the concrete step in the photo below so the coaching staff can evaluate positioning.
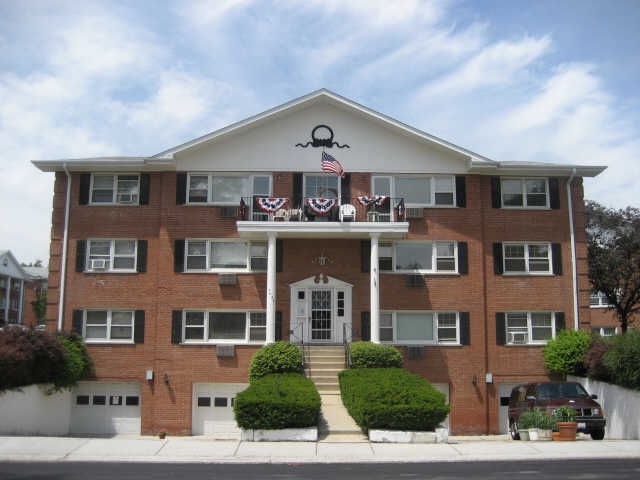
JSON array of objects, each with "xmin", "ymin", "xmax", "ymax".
[
  {"xmin": 304, "ymin": 360, "xmax": 345, "ymax": 369},
  {"xmin": 305, "ymin": 353, "xmax": 346, "ymax": 361},
  {"xmin": 308, "ymin": 375, "xmax": 340, "ymax": 383}
]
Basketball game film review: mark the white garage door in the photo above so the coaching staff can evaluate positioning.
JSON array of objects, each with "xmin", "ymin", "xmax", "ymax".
[
  {"xmin": 498, "ymin": 382, "xmax": 520, "ymax": 434},
  {"xmin": 432, "ymin": 383, "xmax": 450, "ymax": 429},
  {"xmin": 70, "ymin": 382, "xmax": 141, "ymax": 435},
  {"xmin": 192, "ymin": 383, "xmax": 249, "ymax": 436}
]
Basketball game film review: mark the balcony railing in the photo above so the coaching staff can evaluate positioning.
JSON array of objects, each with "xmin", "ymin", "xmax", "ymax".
[{"xmin": 238, "ymin": 196, "xmax": 407, "ymax": 223}]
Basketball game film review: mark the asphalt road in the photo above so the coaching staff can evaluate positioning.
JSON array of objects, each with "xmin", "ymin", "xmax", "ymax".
[{"xmin": 1, "ymin": 459, "xmax": 640, "ymax": 480}]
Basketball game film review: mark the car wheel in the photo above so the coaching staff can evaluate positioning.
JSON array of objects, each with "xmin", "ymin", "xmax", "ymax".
[
  {"xmin": 509, "ymin": 420, "xmax": 520, "ymax": 440},
  {"xmin": 590, "ymin": 428, "xmax": 605, "ymax": 440}
]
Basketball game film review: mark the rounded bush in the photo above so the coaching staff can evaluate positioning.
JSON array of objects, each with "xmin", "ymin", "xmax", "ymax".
[
  {"xmin": 349, "ymin": 341, "xmax": 403, "ymax": 368},
  {"xmin": 602, "ymin": 330, "xmax": 640, "ymax": 390},
  {"xmin": 248, "ymin": 341, "xmax": 302, "ymax": 383},
  {"xmin": 543, "ymin": 329, "xmax": 591, "ymax": 376}
]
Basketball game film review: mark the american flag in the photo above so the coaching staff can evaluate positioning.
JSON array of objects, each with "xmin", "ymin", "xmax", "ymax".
[{"xmin": 321, "ymin": 151, "xmax": 345, "ymax": 177}]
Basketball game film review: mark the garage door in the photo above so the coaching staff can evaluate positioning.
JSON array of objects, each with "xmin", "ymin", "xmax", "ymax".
[
  {"xmin": 70, "ymin": 382, "xmax": 141, "ymax": 435},
  {"xmin": 432, "ymin": 383, "xmax": 450, "ymax": 429},
  {"xmin": 498, "ymin": 382, "xmax": 520, "ymax": 434},
  {"xmin": 192, "ymin": 383, "xmax": 249, "ymax": 436}
]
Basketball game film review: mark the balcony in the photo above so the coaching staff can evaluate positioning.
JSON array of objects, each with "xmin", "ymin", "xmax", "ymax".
[{"xmin": 237, "ymin": 196, "xmax": 409, "ymax": 240}]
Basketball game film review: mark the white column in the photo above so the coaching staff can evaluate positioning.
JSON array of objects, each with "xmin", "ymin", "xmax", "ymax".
[
  {"xmin": 18, "ymin": 279, "xmax": 24, "ymax": 325},
  {"xmin": 265, "ymin": 233, "xmax": 277, "ymax": 344},
  {"xmin": 3, "ymin": 277, "xmax": 9, "ymax": 325},
  {"xmin": 370, "ymin": 234, "xmax": 380, "ymax": 343}
]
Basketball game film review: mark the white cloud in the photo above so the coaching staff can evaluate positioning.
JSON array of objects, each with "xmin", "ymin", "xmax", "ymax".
[{"xmin": 176, "ymin": 0, "xmax": 254, "ymax": 26}]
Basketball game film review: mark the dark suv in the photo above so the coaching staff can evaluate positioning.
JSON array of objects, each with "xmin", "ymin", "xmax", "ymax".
[{"xmin": 508, "ymin": 382, "xmax": 606, "ymax": 440}]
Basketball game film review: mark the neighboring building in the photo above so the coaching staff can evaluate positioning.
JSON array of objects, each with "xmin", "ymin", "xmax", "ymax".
[
  {"xmin": 33, "ymin": 89, "xmax": 606, "ymax": 436},
  {"xmin": 0, "ymin": 250, "xmax": 28, "ymax": 327},
  {"xmin": 22, "ymin": 266, "xmax": 48, "ymax": 329},
  {"xmin": 589, "ymin": 290, "xmax": 634, "ymax": 336}
]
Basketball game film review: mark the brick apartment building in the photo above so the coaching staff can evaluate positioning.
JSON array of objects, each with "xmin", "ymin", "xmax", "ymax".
[{"xmin": 34, "ymin": 89, "xmax": 606, "ymax": 436}]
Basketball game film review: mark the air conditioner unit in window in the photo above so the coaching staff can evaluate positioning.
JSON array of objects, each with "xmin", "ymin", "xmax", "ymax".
[
  {"xmin": 218, "ymin": 206, "xmax": 238, "ymax": 217},
  {"xmin": 509, "ymin": 332, "xmax": 528, "ymax": 344},
  {"xmin": 218, "ymin": 274, "xmax": 238, "ymax": 285},
  {"xmin": 117, "ymin": 193, "xmax": 136, "ymax": 204},
  {"xmin": 90, "ymin": 259, "xmax": 107, "ymax": 270},
  {"xmin": 406, "ymin": 207, "xmax": 424, "ymax": 218}
]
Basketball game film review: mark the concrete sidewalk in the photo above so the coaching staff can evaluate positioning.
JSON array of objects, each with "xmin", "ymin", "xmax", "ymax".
[{"xmin": 1, "ymin": 434, "xmax": 639, "ymax": 464}]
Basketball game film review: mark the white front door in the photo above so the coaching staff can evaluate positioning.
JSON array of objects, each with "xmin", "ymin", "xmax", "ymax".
[{"xmin": 310, "ymin": 289, "xmax": 333, "ymax": 342}]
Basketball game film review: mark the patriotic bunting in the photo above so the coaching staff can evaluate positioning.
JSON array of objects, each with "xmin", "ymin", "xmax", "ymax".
[
  {"xmin": 255, "ymin": 197, "xmax": 289, "ymax": 213},
  {"xmin": 356, "ymin": 195, "xmax": 389, "ymax": 207},
  {"xmin": 305, "ymin": 197, "xmax": 337, "ymax": 216}
]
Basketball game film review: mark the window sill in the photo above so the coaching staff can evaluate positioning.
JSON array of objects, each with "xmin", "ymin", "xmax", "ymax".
[
  {"xmin": 387, "ymin": 271, "xmax": 460, "ymax": 276},
  {"xmin": 87, "ymin": 203, "xmax": 141, "ymax": 207},
  {"xmin": 84, "ymin": 270, "xmax": 138, "ymax": 274},
  {"xmin": 501, "ymin": 272, "xmax": 554, "ymax": 277},
  {"xmin": 181, "ymin": 341, "xmax": 265, "ymax": 346},
  {"xmin": 504, "ymin": 343, "xmax": 547, "ymax": 347},
  {"xmin": 500, "ymin": 206, "xmax": 551, "ymax": 211},
  {"xmin": 182, "ymin": 270, "xmax": 266, "ymax": 274},
  {"xmin": 589, "ymin": 305, "xmax": 611, "ymax": 309},
  {"xmin": 85, "ymin": 340, "xmax": 135, "ymax": 345}
]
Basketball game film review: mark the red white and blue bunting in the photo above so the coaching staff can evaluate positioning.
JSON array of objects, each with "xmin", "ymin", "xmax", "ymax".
[
  {"xmin": 256, "ymin": 197, "xmax": 289, "ymax": 213},
  {"xmin": 305, "ymin": 197, "xmax": 337, "ymax": 216},
  {"xmin": 356, "ymin": 195, "xmax": 389, "ymax": 208}
]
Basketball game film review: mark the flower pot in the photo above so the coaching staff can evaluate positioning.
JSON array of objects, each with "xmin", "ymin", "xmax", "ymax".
[
  {"xmin": 556, "ymin": 422, "xmax": 577, "ymax": 441},
  {"xmin": 519, "ymin": 429, "xmax": 530, "ymax": 441},
  {"xmin": 528, "ymin": 428, "xmax": 539, "ymax": 441},
  {"xmin": 158, "ymin": 432, "xmax": 166, "ymax": 439},
  {"xmin": 552, "ymin": 431, "xmax": 561, "ymax": 441},
  {"xmin": 537, "ymin": 429, "xmax": 553, "ymax": 441}
]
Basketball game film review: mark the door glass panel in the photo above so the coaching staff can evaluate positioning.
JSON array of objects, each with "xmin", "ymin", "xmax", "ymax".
[{"xmin": 311, "ymin": 290, "xmax": 332, "ymax": 341}]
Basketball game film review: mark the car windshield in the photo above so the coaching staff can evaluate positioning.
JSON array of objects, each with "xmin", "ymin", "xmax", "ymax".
[{"xmin": 538, "ymin": 383, "xmax": 589, "ymax": 399}]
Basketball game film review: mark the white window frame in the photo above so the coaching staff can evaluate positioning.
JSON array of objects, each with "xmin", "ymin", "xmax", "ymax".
[
  {"xmin": 592, "ymin": 326, "xmax": 618, "ymax": 336},
  {"xmin": 181, "ymin": 310, "xmax": 266, "ymax": 344},
  {"xmin": 89, "ymin": 174, "xmax": 141, "ymax": 205},
  {"xmin": 303, "ymin": 174, "xmax": 341, "ymax": 200},
  {"xmin": 378, "ymin": 240, "xmax": 459, "ymax": 274},
  {"xmin": 184, "ymin": 239, "xmax": 267, "ymax": 273},
  {"xmin": 380, "ymin": 311, "xmax": 460, "ymax": 345},
  {"xmin": 500, "ymin": 177, "xmax": 549, "ymax": 209},
  {"xmin": 503, "ymin": 242, "xmax": 552, "ymax": 275},
  {"xmin": 185, "ymin": 173, "xmax": 272, "ymax": 205},
  {"xmin": 505, "ymin": 311, "xmax": 557, "ymax": 346},
  {"xmin": 371, "ymin": 175, "xmax": 456, "ymax": 207},
  {"xmin": 589, "ymin": 291, "xmax": 611, "ymax": 308},
  {"xmin": 82, "ymin": 309, "xmax": 135, "ymax": 344},
  {"xmin": 86, "ymin": 239, "xmax": 138, "ymax": 273}
]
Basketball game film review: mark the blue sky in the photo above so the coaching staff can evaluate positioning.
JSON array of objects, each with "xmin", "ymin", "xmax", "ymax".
[{"xmin": 1, "ymin": 0, "xmax": 639, "ymax": 264}]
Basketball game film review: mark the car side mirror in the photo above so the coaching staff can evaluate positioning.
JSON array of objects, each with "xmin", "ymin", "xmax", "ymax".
[{"xmin": 526, "ymin": 395, "xmax": 536, "ymax": 401}]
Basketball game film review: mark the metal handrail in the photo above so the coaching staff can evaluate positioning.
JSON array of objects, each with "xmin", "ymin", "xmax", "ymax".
[{"xmin": 343, "ymin": 323, "xmax": 352, "ymax": 369}]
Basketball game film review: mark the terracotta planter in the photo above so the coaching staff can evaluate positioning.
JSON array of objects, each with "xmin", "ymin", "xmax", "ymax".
[
  {"xmin": 552, "ymin": 431, "xmax": 561, "ymax": 441},
  {"xmin": 158, "ymin": 432, "xmax": 166, "ymax": 440},
  {"xmin": 555, "ymin": 422, "xmax": 577, "ymax": 441}
]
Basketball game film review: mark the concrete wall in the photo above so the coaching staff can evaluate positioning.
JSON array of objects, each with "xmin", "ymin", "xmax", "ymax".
[
  {"xmin": 0, "ymin": 385, "xmax": 71, "ymax": 435},
  {"xmin": 570, "ymin": 375, "xmax": 640, "ymax": 440}
]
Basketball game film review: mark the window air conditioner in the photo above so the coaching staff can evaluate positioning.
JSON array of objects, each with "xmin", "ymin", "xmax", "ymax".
[
  {"xmin": 406, "ymin": 207, "xmax": 424, "ymax": 218},
  {"xmin": 218, "ymin": 206, "xmax": 238, "ymax": 217},
  {"xmin": 219, "ymin": 274, "xmax": 238, "ymax": 285},
  {"xmin": 90, "ymin": 259, "xmax": 107, "ymax": 270},
  {"xmin": 117, "ymin": 193, "xmax": 136, "ymax": 204},
  {"xmin": 509, "ymin": 332, "xmax": 527, "ymax": 344}
]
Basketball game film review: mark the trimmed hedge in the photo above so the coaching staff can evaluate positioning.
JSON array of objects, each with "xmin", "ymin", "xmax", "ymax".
[
  {"xmin": 349, "ymin": 341, "xmax": 403, "ymax": 368},
  {"xmin": 234, "ymin": 373, "xmax": 321, "ymax": 429},
  {"xmin": 601, "ymin": 330, "xmax": 640, "ymax": 390},
  {"xmin": 543, "ymin": 329, "xmax": 591, "ymax": 376},
  {"xmin": 248, "ymin": 341, "xmax": 302, "ymax": 383},
  {"xmin": 339, "ymin": 368, "xmax": 449, "ymax": 432}
]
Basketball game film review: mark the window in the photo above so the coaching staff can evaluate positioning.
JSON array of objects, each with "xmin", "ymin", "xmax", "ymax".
[
  {"xmin": 83, "ymin": 310, "xmax": 134, "ymax": 342},
  {"xmin": 501, "ymin": 178, "xmax": 548, "ymax": 208},
  {"xmin": 505, "ymin": 311, "xmax": 556, "ymax": 345},
  {"xmin": 182, "ymin": 310, "xmax": 266, "ymax": 343},
  {"xmin": 304, "ymin": 175, "xmax": 339, "ymax": 199},
  {"xmin": 184, "ymin": 240, "xmax": 266, "ymax": 272},
  {"xmin": 90, "ymin": 174, "xmax": 140, "ymax": 204},
  {"xmin": 381, "ymin": 241, "xmax": 458, "ymax": 273},
  {"xmin": 380, "ymin": 311, "xmax": 460, "ymax": 345},
  {"xmin": 592, "ymin": 326, "xmax": 618, "ymax": 337},
  {"xmin": 372, "ymin": 175, "xmax": 455, "ymax": 207},
  {"xmin": 590, "ymin": 291, "xmax": 610, "ymax": 308},
  {"xmin": 186, "ymin": 173, "xmax": 271, "ymax": 205},
  {"xmin": 503, "ymin": 243, "xmax": 551, "ymax": 274},
  {"xmin": 87, "ymin": 239, "xmax": 137, "ymax": 272}
]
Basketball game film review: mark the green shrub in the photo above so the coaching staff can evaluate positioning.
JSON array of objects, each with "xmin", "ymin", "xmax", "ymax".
[
  {"xmin": 554, "ymin": 405, "xmax": 577, "ymax": 422},
  {"xmin": 248, "ymin": 342, "xmax": 302, "ymax": 383},
  {"xmin": 234, "ymin": 373, "xmax": 320, "ymax": 429},
  {"xmin": 349, "ymin": 342, "xmax": 403, "ymax": 368},
  {"xmin": 543, "ymin": 329, "xmax": 591, "ymax": 376},
  {"xmin": 518, "ymin": 408, "xmax": 556, "ymax": 430},
  {"xmin": 602, "ymin": 330, "xmax": 640, "ymax": 390},
  {"xmin": 55, "ymin": 333, "xmax": 94, "ymax": 390},
  {"xmin": 584, "ymin": 335, "xmax": 612, "ymax": 382},
  {"xmin": 339, "ymin": 368, "xmax": 449, "ymax": 432}
]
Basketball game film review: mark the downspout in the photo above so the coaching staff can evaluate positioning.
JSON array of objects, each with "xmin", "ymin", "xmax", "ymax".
[
  {"xmin": 57, "ymin": 164, "xmax": 72, "ymax": 332},
  {"xmin": 566, "ymin": 168, "xmax": 579, "ymax": 330}
]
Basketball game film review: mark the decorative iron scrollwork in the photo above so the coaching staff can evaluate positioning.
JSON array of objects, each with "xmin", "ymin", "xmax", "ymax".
[{"xmin": 295, "ymin": 124, "xmax": 350, "ymax": 149}]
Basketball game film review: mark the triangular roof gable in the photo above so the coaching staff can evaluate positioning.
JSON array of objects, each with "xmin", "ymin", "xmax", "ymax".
[
  {"xmin": 153, "ymin": 89, "xmax": 494, "ymax": 164},
  {"xmin": 289, "ymin": 275, "xmax": 353, "ymax": 289},
  {"xmin": 0, "ymin": 250, "xmax": 28, "ymax": 279}
]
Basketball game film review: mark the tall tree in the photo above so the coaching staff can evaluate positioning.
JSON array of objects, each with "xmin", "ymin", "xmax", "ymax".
[{"xmin": 586, "ymin": 200, "xmax": 640, "ymax": 333}]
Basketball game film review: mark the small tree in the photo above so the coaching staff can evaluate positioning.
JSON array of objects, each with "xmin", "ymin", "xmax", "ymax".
[
  {"xmin": 543, "ymin": 329, "xmax": 591, "ymax": 376},
  {"xmin": 586, "ymin": 200, "xmax": 640, "ymax": 333},
  {"xmin": 31, "ymin": 291, "xmax": 47, "ymax": 324}
]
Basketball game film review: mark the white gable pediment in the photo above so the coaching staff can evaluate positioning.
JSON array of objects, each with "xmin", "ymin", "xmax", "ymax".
[
  {"xmin": 0, "ymin": 251, "xmax": 28, "ymax": 279},
  {"xmin": 289, "ymin": 274, "xmax": 353, "ymax": 289}
]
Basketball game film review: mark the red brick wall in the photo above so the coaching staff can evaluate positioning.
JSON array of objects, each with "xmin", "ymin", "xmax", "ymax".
[{"xmin": 45, "ymin": 171, "xmax": 592, "ymax": 435}]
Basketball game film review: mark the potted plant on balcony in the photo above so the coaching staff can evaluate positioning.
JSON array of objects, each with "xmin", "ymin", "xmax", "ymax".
[{"xmin": 554, "ymin": 406, "xmax": 577, "ymax": 441}]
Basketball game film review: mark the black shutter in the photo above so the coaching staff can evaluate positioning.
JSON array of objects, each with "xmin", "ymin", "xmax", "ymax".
[
  {"xmin": 549, "ymin": 178, "xmax": 560, "ymax": 209},
  {"xmin": 496, "ymin": 312, "xmax": 506, "ymax": 345},
  {"xmin": 361, "ymin": 240, "xmax": 371, "ymax": 273},
  {"xmin": 176, "ymin": 173, "xmax": 187, "ymax": 205},
  {"xmin": 137, "ymin": 240, "xmax": 148, "ymax": 273},
  {"xmin": 174, "ymin": 240, "xmax": 185, "ymax": 273},
  {"xmin": 171, "ymin": 310, "xmax": 182, "ymax": 344},
  {"xmin": 460, "ymin": 312, "xmax": 470, "ymax": 345},
  {"xmin": 79, "ymin": 174, "xmax": 91, "ymax": 205},
  {"xmin": 456, "ymin": 176, "xmax": 467, "ymax": 208},
  {"xmin": 72, "ymin": 310, "xmax": 83, "ymax": 335},
  {"xmin": 275, "ymin": 311, "xmax": 283, "ymax": 341},
  {"xmin": 458, "ymin": 242, "xmax": 469, "ymax": 275},
  {"xmin": 76, "ymin": 240, "xmax": 87, "ymax": 272},
  {"xmin": 139, "ymin": 174, "xmax": 150, "ymax": 205},
  {"xmin": 491, "ymin": 177, "xmax": 501, "ymax": 208},
  {"xmin": 276, "ymin": 239, "xmax": 283, "ymax": 272},
  {"xmin": 555, "ymin": 312, "xmax": 566, "ymax": 334},
  {"xmin": 134, "ymin": 310, "xmax": 145, "ymax": 344},
  {"xmin": 293, "ymin": 173, "xmax": 303, "ymax": 209},
  {"xmin": 341, "ymin": 173, "xmax": 351, "ymax": 204},
  {"xmin": 552, "ymin": 243, "xmax": 563, "ymax": 275},
  {"xmin": 361, "ymin": 312, "xmax": 371, "ymax": 341},
  {"xmin": 493, "ymin": 243, "xmax": 504, "ymax": 274}
]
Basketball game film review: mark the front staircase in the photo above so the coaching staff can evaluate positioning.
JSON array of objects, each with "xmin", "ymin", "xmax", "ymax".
[{"xmin": 304, "ymin": 345, "xmax": 366, "ymax": 441}]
